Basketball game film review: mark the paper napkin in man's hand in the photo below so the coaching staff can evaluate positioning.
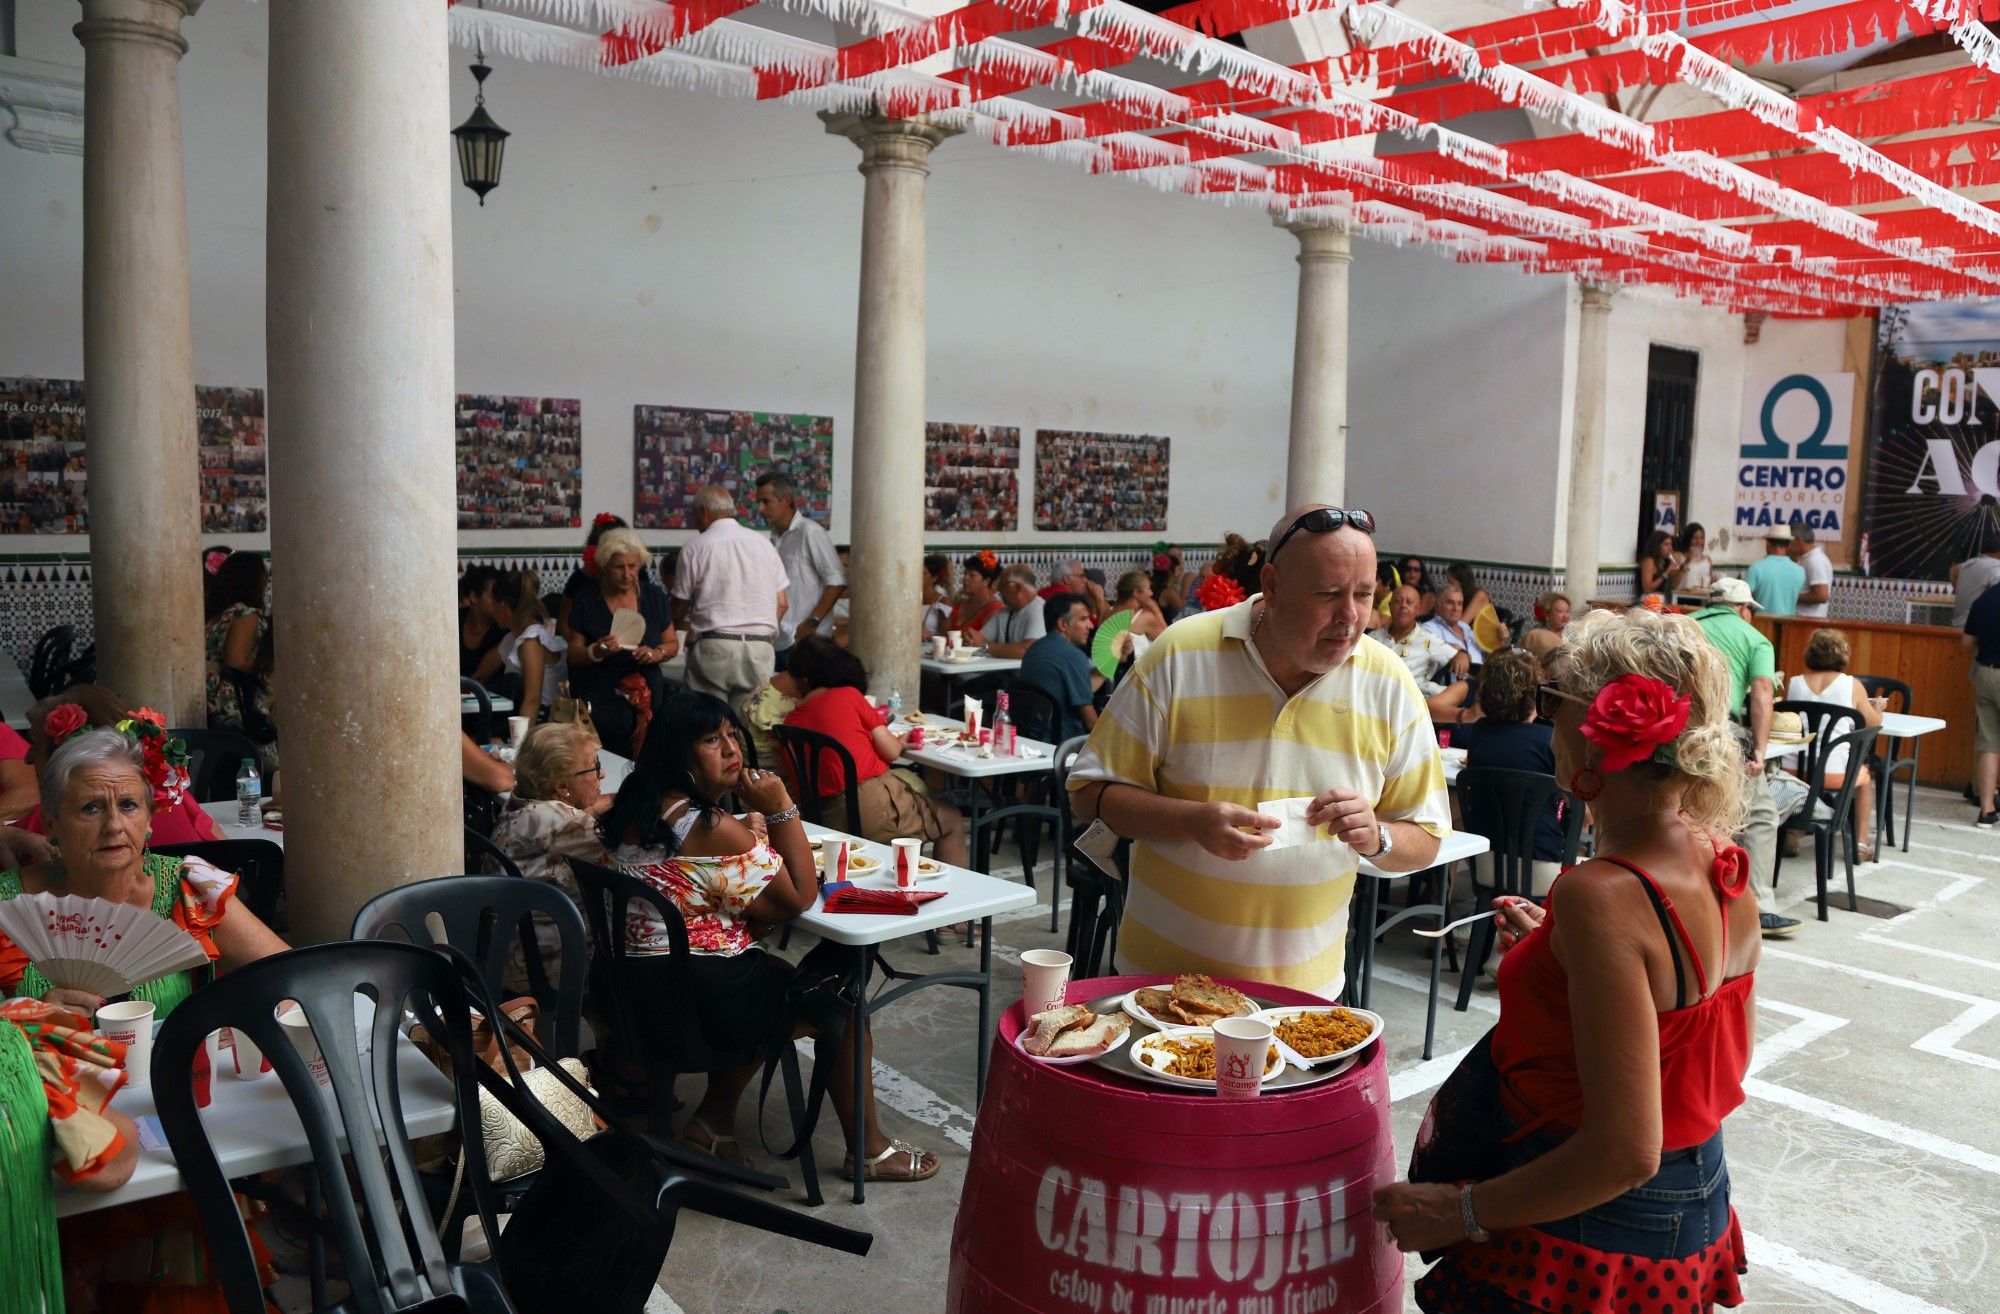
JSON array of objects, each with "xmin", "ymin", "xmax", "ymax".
[{"xmin": 1255, "ymin": 797, "xmax": 1336, "ymax": 850}]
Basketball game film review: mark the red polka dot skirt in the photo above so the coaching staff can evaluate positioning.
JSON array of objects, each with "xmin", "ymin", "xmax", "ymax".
[{"xmin": 1415, "ymin": 1210, "xmax": 1747, "ymax": 1314}]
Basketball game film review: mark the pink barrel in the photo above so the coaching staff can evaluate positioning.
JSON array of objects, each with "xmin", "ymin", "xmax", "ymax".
[{"xmin": 948, "ymin": 973, "xmax": 1403, "ymax": 1314}]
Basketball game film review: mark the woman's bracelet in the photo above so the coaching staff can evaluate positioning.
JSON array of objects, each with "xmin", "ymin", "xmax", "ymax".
[{"xmin": 765, "ymin": 805, "xmax": 802, "ymax": 827}]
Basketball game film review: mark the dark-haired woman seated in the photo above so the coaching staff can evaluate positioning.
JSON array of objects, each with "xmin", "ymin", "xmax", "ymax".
[{"xmin": 599, "ymin": 693, "xmax": 940, "ymax": 1183}]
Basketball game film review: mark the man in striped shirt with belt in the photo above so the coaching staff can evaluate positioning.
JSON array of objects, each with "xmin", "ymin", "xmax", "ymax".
[{"xmin": 1068, "ymin": 506, "xmax": 1450, "ymax": 998}]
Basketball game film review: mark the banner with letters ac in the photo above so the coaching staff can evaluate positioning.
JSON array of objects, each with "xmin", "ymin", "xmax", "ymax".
[
  {"xmin": 1735, "ymin": 372, "xmax": 1852, "ymax": 544},
  {"xmin": 1861, "ymin": 302, "xmax": 2000, "ymax": 580}
]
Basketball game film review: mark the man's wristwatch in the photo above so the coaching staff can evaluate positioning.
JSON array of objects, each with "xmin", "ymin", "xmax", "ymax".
[
  {"xmin": 1459, "ymin": 1185, "xmax": 1490, "ymax": 1243},
  {"xmin": 1369, "ymin": 823, "xmax": 1394, "ymax": 860}
]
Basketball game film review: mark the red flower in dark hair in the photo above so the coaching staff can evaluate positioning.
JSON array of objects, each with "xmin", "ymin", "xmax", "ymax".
[
  {"xmin": 592, "ymin": 512, "xmax": 619, "ymax": 527},
  {"xmin": 44, "ymin": 703, "xmax": 88, "ymax": 743},
  {"xmin": 1197, "ymin": 575, "xmax": 1247, "ymax": 612},
  {"xmin": 582, "ymin": 545, "xmax": 599, "ymax": 576}
]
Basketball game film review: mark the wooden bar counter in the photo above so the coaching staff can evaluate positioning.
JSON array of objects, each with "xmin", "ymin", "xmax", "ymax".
[{"xmin": 1753, "ymin": 616, "xmax": 1974, "ymax": 788}]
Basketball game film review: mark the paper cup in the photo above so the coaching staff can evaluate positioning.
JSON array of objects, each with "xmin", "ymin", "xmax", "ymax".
[
  {"xmin": 949, "ymin": 631, "xmax": 964, "ymax": 652},
  {"xmin": 930, "ymin": 636, "xmax": 949, "ymax": 659},
  {"xmin": 1213, "ymin": 1017, "xmax": 1274, "ymax": 1100},
  {"xmin": 892, "ymin": 837, "xmax": 922, "ymax": 888},
  {"xmin": 1020, "ymin": 949, "xmax": 1073, "ymax": 1018},
  {"xmin": 821, "ymin": 838, "xmax": 849, "ymax": 885},
  {"xmin": 96, "ymin": 1001, "xmax": 156, "ymax": 1089},
  {"xmin": 508, "ymin": 716, "xmax": 530, "ymax": 747},
  {"xmin": 278, "ymin": 1006, "xmax": 330, "ymax": 1086}
]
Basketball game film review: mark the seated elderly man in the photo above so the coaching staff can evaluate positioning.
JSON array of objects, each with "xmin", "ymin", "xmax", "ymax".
[
  {"xmin": 1421, "ymin": 581, "xmax": 1486, "ymax": 677},
  {"xmin": 983, "ymin": 564, "xmax": 1047, "ymax": 659},
  {"xmin": 1369, "ymin": 586, "xmax": 1479, "ymax": 726}
]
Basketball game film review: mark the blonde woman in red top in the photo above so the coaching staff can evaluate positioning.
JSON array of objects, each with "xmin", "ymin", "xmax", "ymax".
[{"xmin": 1377, "ymin": 606, "xmax": 1759, "ymax": 1314}]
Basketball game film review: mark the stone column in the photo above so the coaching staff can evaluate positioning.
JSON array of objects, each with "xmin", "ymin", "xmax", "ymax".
[
  {"xmin": 822, "ymin": 113, "xmax": 958, "ymax": 701},
  {"xmin": 266, "ymin": 0, "xmax": 459, "ymax": 942},
  {"xmin": 1280, "ymin": 219, "xmax": 1353, "ymax": 508},
  {"xmin": 1564, "ymin": 283, "xmax": 1617, "ymax": 607},
  {"xmin": 75, "ymin": 0, "xmax": 205, "ymax": 724}
]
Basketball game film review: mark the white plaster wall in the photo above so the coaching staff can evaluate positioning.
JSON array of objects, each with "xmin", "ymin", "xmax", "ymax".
[
  {"xmin": 1347, "ymin": 241, "xmax": 1574, "ymax": 565},
  {"xmin": 0, "ymin": 0, "xmax": 1314, "ymax": 555},
  {"xmin": 1596, "ymin": 295, "xmax": 1863, "ymax": 571}
]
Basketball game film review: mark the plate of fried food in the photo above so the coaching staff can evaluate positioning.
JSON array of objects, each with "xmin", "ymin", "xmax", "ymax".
[
  {"xmin": 1250, "ymin": 1005, "xmax": 1383, "ymax": 1067},
  {"xmin": 1018, "ymin": 1004, "xmax": 1132, "ymax": 1065},
  {"xmin": 1127, "ymin": 1027, "xmax": 1285, "ymax": 1089},
  {"xmin": 1121, "ymin": 973, "xmax": 1257, "ymax": 1031}
]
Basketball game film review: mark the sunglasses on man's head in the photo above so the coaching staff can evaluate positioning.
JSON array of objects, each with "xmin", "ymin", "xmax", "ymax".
[{"xmin": 1270, "ymin": 507, "xmax": 1377, "ymax": 561}]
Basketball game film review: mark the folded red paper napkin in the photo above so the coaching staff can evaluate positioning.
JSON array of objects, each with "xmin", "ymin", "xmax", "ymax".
[{"xmin": 821, "ymin": 884, "xmax": 947, "ymax": 915}]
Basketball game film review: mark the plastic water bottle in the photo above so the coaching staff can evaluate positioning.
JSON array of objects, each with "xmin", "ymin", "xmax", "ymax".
[
  {"xmin": 235, "ymin": 758, "xmax": 262, "ymax": 828},
  {"xmin": 993, "ymin": 691, "xmax": 1016, "ymax": 757},
  {"xmin": 887, "ymin": 688, "xmax": 904, "ymax": 721}
]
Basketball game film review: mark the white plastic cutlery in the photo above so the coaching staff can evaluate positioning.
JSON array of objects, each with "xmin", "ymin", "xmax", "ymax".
[{"xmin": 1413, "ymin": 909, "xmax": 1501, "ymax": 939}]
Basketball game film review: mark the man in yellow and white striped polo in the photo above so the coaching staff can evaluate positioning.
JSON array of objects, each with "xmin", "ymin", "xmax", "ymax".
[{"xmin": 1068, "ymin": 506, "xmax": 1450, "ymax": 999}]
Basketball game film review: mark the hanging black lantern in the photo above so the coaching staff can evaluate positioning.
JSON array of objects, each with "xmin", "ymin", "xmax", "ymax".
[{"xmin": 453, "ymin": 55, "xmax": 508, "ymax": 206}]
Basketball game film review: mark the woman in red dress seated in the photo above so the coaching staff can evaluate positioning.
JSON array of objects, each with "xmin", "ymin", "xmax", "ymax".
[{"xmin": 1376, "ymin": 606, "xmax": 1758, "ymax": 1314}]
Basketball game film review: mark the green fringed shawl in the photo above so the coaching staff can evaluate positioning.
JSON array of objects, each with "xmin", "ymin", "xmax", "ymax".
[{"xmin": 0, "ymin": 1019, "xmax": 64, "ymax": 1314}]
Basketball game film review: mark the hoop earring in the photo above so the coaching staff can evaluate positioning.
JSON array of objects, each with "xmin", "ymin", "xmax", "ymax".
[{"xmin": 1568, "ymin": 766, "xmax": 1604, "ymax": 802}]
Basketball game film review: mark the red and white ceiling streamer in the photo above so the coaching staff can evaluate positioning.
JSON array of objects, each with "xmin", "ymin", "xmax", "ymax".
[{"xmin": 447, "ymin": 0, "xmax": 2000, "ymax": 315}]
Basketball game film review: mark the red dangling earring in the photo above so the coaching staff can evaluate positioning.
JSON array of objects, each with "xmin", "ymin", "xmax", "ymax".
[{"xmin": 1568, "ymin": 766, "xmax": 1604, "ymax": 802}]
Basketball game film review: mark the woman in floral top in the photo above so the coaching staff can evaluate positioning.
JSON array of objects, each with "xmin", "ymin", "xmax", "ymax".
[
  {"xmin": 601, "ymin": 693, "xmax": 939, "ymax": 1183},
  {"xmin": 203, "ymin": 552, "xmax": 276, "ymax": 774}
]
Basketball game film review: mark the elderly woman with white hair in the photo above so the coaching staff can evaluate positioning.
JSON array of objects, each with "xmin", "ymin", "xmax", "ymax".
[
  {"xmin": 0, "ymin": 725, "xmax": 289, "ymax": 1014},
  {"xmin": 488, "ymin": 721, "xmax": 612, "ymax": 990},
  {"xmin": 563, "ymin": 524, "xmax": 679, "ymax": 754}
]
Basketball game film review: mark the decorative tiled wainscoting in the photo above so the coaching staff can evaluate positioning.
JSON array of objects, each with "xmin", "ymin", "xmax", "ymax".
[{"xmin": 0, "ymin": 549, "xmax": 1957, "ymax": 670}]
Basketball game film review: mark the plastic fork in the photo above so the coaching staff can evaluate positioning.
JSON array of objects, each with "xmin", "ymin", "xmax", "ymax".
[{"xmin": 1412, "ymin": 909, "xmax": 1500, "ymax": 939}]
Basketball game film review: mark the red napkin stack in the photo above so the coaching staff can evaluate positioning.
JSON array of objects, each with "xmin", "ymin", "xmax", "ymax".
[{"xmin": 821, "ymin": 884, "xmax": 947, "ymax": 915}]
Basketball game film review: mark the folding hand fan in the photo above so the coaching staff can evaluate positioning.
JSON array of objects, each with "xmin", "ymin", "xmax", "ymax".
[{"xmin": 0, "ymin": 894, "xmax": 211, "ymax": 997}]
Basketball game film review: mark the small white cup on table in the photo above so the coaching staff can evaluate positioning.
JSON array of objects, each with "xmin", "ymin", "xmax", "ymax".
[
  {"xmin": 508, "ymin": 715, "xmax": 530, "ymax": 748},
  {"xmin": 95, "ymin": 1000, "xmax": 156, "ymax": 1088},
  {"xmin": 891, "ymin": 837, "xmax": 922, "ymax": 888},
  {"xmin": 1212, "ymin": 1017, "xmax": 1275, "ymax": 1100},
  {"xmin": 1019, "ymin": 949, "xmax": 1072, "ymax": 1018}
]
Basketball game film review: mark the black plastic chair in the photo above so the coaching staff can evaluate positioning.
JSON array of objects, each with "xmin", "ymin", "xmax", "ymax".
[
  {"xmin": 151, "ymin": 941, "xmax": 512, "ymax": 1314},
  {"xmin": 462, "ymin": 677, "xmax": 498, "ymax": 746},
  {"xmin": 170, "ymin": 727, "xmax": 265, "ymax": 803},
  {"xmin": 1858, "ymin": 675, "xmax": 1918, "ymax": 853},
  {"xmin": 1777, "ymin": 722, "xmax": 1882, "ymax": 920},
  {"xmin": 466, "ymin": 826, "xmax": 527, "ymax": 880},
  {"xmin": 26, "ymin": 624, "xmax": 75, "ymax": 699},
  {"xmin": 566, "ymin": 857, "xmax": 823, "ymax": 1205},
  {"xmin": 59, "ymin": 641, "xmax": 96, "ymax": 691},
  {"xmin": 970, "ymin": 803, "xmax": 1065, "ymax": 933},
  {"xmin": 771, "ymin": 723, "xmax": 865, "ymax": 836},
  {"xmin": 1454, "ymin": 766, "xmax": 1583, "ymax": 1013},
  {"xmin": 150, "ymin": 839, "xmax": 286, "ymax": 932},
  {"xmin": 1002, "ymin": 681, "xmax": 1061, "ymax": 747},
  {"xmin": 351, "ymin": 874, "xmax": 586, "ymax": 1059}
]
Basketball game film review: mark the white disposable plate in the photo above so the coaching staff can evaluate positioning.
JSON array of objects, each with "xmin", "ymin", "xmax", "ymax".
[
  {"xmin": 1249, "ymin": 1005, "xmax": 1384, "ymax": 1067},
  {"xmin": 1118, "ymin": 986, "xmax": 1256, "ymax": 1032},
  {"xmin": 1015, "ymin": 1018, "xmax": 1132, "ymax": 1066},
  {"xmin": 1127, "ymin": 1027, "xmax": 1285, "ymax": 1090}
]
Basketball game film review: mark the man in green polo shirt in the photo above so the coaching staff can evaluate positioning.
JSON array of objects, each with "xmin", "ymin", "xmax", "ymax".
[{"xmin": 1692, "ymin": 577, "xmax": 1797, "ymax": 936}]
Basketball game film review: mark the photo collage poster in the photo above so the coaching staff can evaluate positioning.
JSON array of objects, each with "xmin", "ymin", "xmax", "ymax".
[
  {"xmin": 197, "ymin": 386, "xmax": 268, "ymax": 533},
  {"xmin": 456, "ymin": 394, "xmax": 584, "ymax": 529},
  {"xmin": 0, "ymin": 376, "xmax": 86, "ymax": 534},
  {"xmin": 633, "ymin": 405, "xmax": 833, "ymax": 530},
  {"xmin": 2, "ymin": 377, "xmax": 270, "ymax": 535},
  {"xmin": 925, "ymin": 422, "xmax": 1021, "ymax": 531},
  {"xmin": 1033, "ymin": 429, "xmax": 1170, "ymax": 532}
]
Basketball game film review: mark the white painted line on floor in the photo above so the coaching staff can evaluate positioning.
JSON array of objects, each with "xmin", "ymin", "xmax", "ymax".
[
  {"xmin": 1743, "ymin": 1076, "xmax": 2000, "ymax": 1176},
  {"xmin": 1389, "ymin": 1043, "xmax": 1476, "ymax": 1104},
  {"xmin": 1918, "ymin": 818, "xmax": 2000, "ymax": 838},
  {"xmin": 1749, "ymin": 1000, "xmax": 1849, "ymax": 1077},
  {"xmin": 1857, "ymin": 935, "xmax": 2000, "ymax": 975},
  {"xmin": 1369, "ymin": 962, "xmax": 1502, "ymax": 1016},
  {"xmin": 807, "ymin": 1041, "xmax": 981, "ymax": 1152},
  {"xmin": 1907, "ymin": 839, "xmax": 2000, "ymax": 864},
  {"xmin": 1742, "ymin": 1230, "xmax": 1965, "ymax": 1314},
  {"xmin": 1763, "ymin": 948, "xmax": 1996, "ymax": 1006},
  {"xmin": 991, "ymin": 901, "xmax": 1058, "ymax": 926},
  {"xmin": 1870, "ymin": 857, "xmax": 1987, "ymax": 890},
  {"xmin": 1912, "ymin": 999, "xmax": 2000, "ymax": 1075},
  {"xmin": 644, "ymin": 1288, "xmax": 687, "ymax": 1314}
]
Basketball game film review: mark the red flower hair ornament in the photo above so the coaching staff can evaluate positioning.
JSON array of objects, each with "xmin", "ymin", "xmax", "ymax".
[
  {"xmin": 1197, "ymin": 574, "xmax": 1247, "ymax": 612},
  {"xmin": 44, "ymin": 703, "xmax": 89, "ymax": 744},
  {"xmin": 1578, "ymin": 674, "xmax": 1692, "ymax": 774}
]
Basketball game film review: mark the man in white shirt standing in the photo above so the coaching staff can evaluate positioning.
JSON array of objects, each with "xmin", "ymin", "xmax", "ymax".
[
  {"xmin": 672, "ymin": 485, "xmax": 788, "ymax": 710},
  {"xmin": 753, "ymin": 471, "xmax": 845, "ymax": 670},
  {"xmin": 1789, "ymin": 521, "xmax": 1834, "ymax": 618},
  {"xmin": 983, "ymin": 564, "xmax": 1047, "ymax": 659}
]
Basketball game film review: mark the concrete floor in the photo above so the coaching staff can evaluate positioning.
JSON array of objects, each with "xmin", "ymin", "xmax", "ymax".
[{"xmin": 616, "ymin": 784, "xmax": 2000, "ymax": 1314}]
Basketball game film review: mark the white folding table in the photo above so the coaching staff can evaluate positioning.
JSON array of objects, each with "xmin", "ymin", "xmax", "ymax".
[
  {"xmin": 1348, "ymin": 828, "xmax": 1491, "ymax": 1060},
  {"xmin": 55, "ymin": 1027, "xmax": 456, "ymax": 1218},
  {"xmin": 794, "ymin": 822, "xmax": 1034, "ymax": 1203},
  {"xmin": 1877, "ymin": 710, "xmax": 1948, "ymax": 852}
]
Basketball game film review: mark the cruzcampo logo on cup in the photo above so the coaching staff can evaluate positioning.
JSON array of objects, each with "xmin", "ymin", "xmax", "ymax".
[
  {"xmin": 1213, "ymin": 1017, "xmax": 1274, "ymax": 1100},
  {"xmin": 1019, "ymin": 949, "xmax": 1072, "ymax": 1018}
]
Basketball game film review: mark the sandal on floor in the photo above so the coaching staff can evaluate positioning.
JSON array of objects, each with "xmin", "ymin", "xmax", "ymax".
[
  {"xmin": 844, "ymin": 1139, "xmax": 941, "ymax": 1183},
  {"xmin": 679, "ymin": 1114, "xmax": 755, "ymax": 1170}
]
